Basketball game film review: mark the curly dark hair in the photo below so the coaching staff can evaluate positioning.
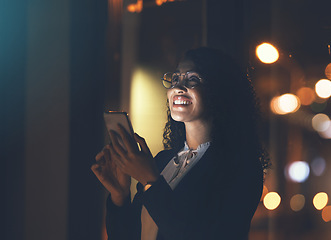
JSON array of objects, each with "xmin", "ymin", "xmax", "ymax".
[{"xmin": 163, "ymin": 47, "xmax": 270, "ymax": 172}]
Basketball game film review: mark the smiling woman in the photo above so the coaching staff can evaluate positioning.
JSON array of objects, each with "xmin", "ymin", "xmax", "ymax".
[{"xmin": 91, "ymin": 47, "xmax": 269, "ymax": 240}]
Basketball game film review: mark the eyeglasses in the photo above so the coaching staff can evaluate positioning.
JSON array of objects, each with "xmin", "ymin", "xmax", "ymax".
[{"xmin": 161, "ymin": 72, "xmax": 203, "ymax": 89}]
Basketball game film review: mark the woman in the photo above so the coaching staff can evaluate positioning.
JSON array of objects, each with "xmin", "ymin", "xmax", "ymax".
[{"xmin": 91, "ymin": 47, "xmax": 269, "ymax": 240}]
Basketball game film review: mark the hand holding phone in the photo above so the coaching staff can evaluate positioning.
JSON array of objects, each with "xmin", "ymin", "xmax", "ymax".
[
  {"xmin": 104, "ymin": 111, "xmax": 134, "ymax": 149},
  {"xmin": 102, "ymin": 111, "xmax": 159, "ymax": 186}
]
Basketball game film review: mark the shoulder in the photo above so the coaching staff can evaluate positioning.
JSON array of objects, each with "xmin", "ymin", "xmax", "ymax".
[{"xmin": 207, "ymin": 144, "xmax": 263, "ymax": 191}]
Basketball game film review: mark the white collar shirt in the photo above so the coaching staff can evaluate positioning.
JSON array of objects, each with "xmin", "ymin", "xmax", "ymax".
[{"xmin": 161, "ymin": 141, "xmax": 211, "ymax": 190}]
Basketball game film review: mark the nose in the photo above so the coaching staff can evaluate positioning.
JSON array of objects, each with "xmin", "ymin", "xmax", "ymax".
[{"xmin": 173, "ymin": 84, "xmax": 187, "ymax": 93}]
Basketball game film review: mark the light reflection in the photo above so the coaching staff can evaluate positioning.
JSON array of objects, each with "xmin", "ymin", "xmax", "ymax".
[
  {"xmin": 290, "ymin": 194, "xmax": 305, "ymax": 212},
  {"xmin": 313, "ymin": 192, "xmax": 328, "ymax": 210},
  {"xmin": 263, "ymin": 192, "xmax": 281, "ymax": 210},
  {"xmin": 256, "ymin": 43, "xmax": 279, "ymax": 64}
]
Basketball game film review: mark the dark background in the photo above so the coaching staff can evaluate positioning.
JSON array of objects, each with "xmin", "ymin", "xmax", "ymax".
[{"xmin": 2, "ymin": 0, "xmax": 331, "ymax": 239}]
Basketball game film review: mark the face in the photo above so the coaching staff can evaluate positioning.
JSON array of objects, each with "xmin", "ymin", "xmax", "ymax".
[{"xmin": 167, "ymin": 59, "xmax": 207, "ymax": 124}]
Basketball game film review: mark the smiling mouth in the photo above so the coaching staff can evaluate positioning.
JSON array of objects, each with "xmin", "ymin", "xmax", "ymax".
[{"xmin": 173, "ymin": 100, "xmax": 192, "ymax": 105}]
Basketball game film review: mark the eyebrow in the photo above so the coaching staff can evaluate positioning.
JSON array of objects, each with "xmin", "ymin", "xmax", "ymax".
[{"xmin": 173, "ymin": 70, "xmax": 197, "ymax": 74}]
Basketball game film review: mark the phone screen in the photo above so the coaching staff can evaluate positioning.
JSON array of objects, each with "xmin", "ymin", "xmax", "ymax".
[{"xmin": 103, "ymin": 111, "xmax": 134, "ymax": 147}]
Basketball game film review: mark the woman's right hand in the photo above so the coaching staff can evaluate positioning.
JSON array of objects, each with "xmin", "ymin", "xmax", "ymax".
[{"xmin": 91, "ymin": 145, "xmax": 131, "ymax": 206}]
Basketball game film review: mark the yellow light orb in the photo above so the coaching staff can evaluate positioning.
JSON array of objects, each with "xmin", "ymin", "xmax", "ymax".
[
  {"xmin": 256, "ymin": 43, "xmax": 279, "ymax": 64},
  {"xmin": 290, "ymin": 194, "xmax": 305, "ymax": 212},
  {"xmin": 278, "ymin": 94, "xmax": 300, "ymax": 113},
  {"xmin": 270, "ymin": 96, "xmax": 286, "ymax": 115},
  {"xmin": 312, "ymin": 114, "xmax": 330, "ymax": 132},
  {"xmin": 313, "ymin": 192, "xmax": 328, "ymax": 210},
  {"xmin": 315, "ymin": 79, "xmax": 331, "ymax": 98},
  {"xmin": 322, "ymin": 206, "xmax": 331, "ymax": 222},
  {"xmin": 271, "ymin": 94, "xmax": 300, "ymax": 115},
  {"xmin": 263, "ymin": 192, "xmax": 281, "ymax": 210}
]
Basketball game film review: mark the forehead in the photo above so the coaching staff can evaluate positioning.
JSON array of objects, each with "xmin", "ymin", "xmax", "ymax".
[{"xmin": 175, "ymin": 59, "xmax": 197, "ymax": 73}]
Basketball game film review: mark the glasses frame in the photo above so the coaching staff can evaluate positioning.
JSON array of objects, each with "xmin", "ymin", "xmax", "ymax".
[{"xmin": 161, "ymin": 71, "xmax": 203, "ymax": 89}]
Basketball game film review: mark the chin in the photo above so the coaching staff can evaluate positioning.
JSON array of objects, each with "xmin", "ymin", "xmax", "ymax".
[
  {"xmin": 171, "ymin": 112, "xmax": 195, "ymax": 123},
  {"xmin": 170, "ymin": 112, "xmax": 185, "ymax": 122}
]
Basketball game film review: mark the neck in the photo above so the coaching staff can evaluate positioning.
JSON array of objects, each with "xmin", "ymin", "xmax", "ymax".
[{"xmin": 184, "ymin": 119, "xmax": 212, "ymax": 150}]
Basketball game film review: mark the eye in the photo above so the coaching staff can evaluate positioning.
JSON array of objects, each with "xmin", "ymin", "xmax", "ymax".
[
  {"xmin": 171, "ymin": 75, "xmax": 180, "ymax": 86},
  {"xmin": 187, "ymin": 76, "xmax": 201, "ymax": 87}
]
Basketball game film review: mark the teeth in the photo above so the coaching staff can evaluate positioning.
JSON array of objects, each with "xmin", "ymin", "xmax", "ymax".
[{"xmin": 174, "ymin": 100, "xmax": 191, "ymax": 105}]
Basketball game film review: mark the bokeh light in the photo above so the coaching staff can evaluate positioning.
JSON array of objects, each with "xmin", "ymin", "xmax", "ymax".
[
  {"xmin": 156, "ymin": 0, "xmax": 165, "ymax": 5},
  {"xmin": 311, "ymin": 157, "xmax": 326, "ymax": 176},
  {"xmin": 286, "ymin": 161, "xmax": 310, "ymax": 183},
  {"xmin": 290, "ymin": 194, "xmax": 305, "ymax": 212},
  {"xmin": 318, "ymin": 124, "xmax": 331, "ymax": 139},
  {"xmin": 322, "ymin": 206, "xmax": 331, "ymax": 222},
  {"xmin": 312, "ymin": 113, "xmax": 330, "ymax": 132},
  {"xmin": 313, "ymin": 192, "xmax": 328, "ymax": 210},
  {"xmin": 270, "ymin": 94, "xmax": 300, "ymax": 115},
  {"xmin": 325, "ymin": 63, "xmax": 331, "ymax": 80},
  {"xmin": 263, "ymin": 192, "xmax": 281, "ymax": 210},
  {"xmin": 296, "ymin": 87, "xmax": 315, "ymax": 106},
  {"xmin": 127, "ymin": 0, "xmax": 143, "ymax": 13},
  {"xmin": 256, "ymin": 43, "xmax": 279, "ymax": 64},
  {"xmin": 315, "ymin": 79, "xmax": 331, "ymax": 98}
]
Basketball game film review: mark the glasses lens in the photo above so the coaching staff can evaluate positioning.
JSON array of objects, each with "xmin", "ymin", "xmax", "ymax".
[
  {"xmin": 186, "ymin": 76, "xmax": 201, "ymax": 88},
  {"xmin": 162, "ymin": 73, "xmax": 173, "ymax": 89}
]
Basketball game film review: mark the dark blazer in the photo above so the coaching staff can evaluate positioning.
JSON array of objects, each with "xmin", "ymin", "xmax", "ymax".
[{"xmin": 106, "ymin": 144, "xmax": 263, "ymax": 240}]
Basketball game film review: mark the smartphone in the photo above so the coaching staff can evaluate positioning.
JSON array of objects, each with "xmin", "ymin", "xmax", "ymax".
[{"xmin": 103, "ymin": 111, "xmax": 134, "ymax": 147}]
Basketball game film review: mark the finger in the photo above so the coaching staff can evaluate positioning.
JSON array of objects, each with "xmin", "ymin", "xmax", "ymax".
[
  {"xmin": 134, "ymin": 133, "xmax": 152, "ymax": 156},
  {"xmin": 95, "ymin": 151, "xmax": 106, "ymax": 166},
  {"xmin": 108, "ymin": 142, "xmax": 125, "ymax": 167},
  {"xmin": 91, "ymin": 163, "xmax": 101, "ymax": 175},
  {"xmin": 109, "ymin": 130, "xmax": 127, "ymax": 157},
  {"xmin": 117, "ymin": 124, "xmax": 139, "ymax": 153},
  {"xmin": 95, "ymin": 151, "xmax": 104, "ymax": 161},
  {"xmin": 103, "ymin": 146, "xmax": 111, "ymax": 163}
]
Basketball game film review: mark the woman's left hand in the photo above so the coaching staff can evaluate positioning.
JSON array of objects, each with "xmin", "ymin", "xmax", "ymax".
[{"xmin": 108, "ymin": 124, "xmax": 159, "ymax": 186}]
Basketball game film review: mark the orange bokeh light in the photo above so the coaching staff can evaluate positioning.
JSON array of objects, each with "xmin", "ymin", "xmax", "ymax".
[
  {"xmin": 296, "ymin": 87, "xmax": 315, "ymax": 106},
  {"xmin": 322, "ymin": 206, "xmax": 331, "ymax": 222},
  {"xmin": 127, "ymin": 0, "xmax": 143, "ymax": 13},
  {"xmin": 156, "ymin": 0, "xmax": 164, "ymax": 5},
  {"xmin": 325, "ymin": 63, "xmax": 331, "ymax": 80}
]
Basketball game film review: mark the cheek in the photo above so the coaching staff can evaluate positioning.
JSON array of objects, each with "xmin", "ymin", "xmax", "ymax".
[{"xmin": 167, "ymin": 90, "xmax": 171, "ymax": 102}]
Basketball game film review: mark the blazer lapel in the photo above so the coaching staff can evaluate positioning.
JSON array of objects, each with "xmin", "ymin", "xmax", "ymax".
[{"xmin": 173, "ymin": 145, "xmax": 218, "ymax": 194}]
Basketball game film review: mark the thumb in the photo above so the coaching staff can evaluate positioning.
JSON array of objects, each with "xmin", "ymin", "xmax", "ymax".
[{"xmin": 134, "ymin": 133, "xmax": 152, "ymax": 155}]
